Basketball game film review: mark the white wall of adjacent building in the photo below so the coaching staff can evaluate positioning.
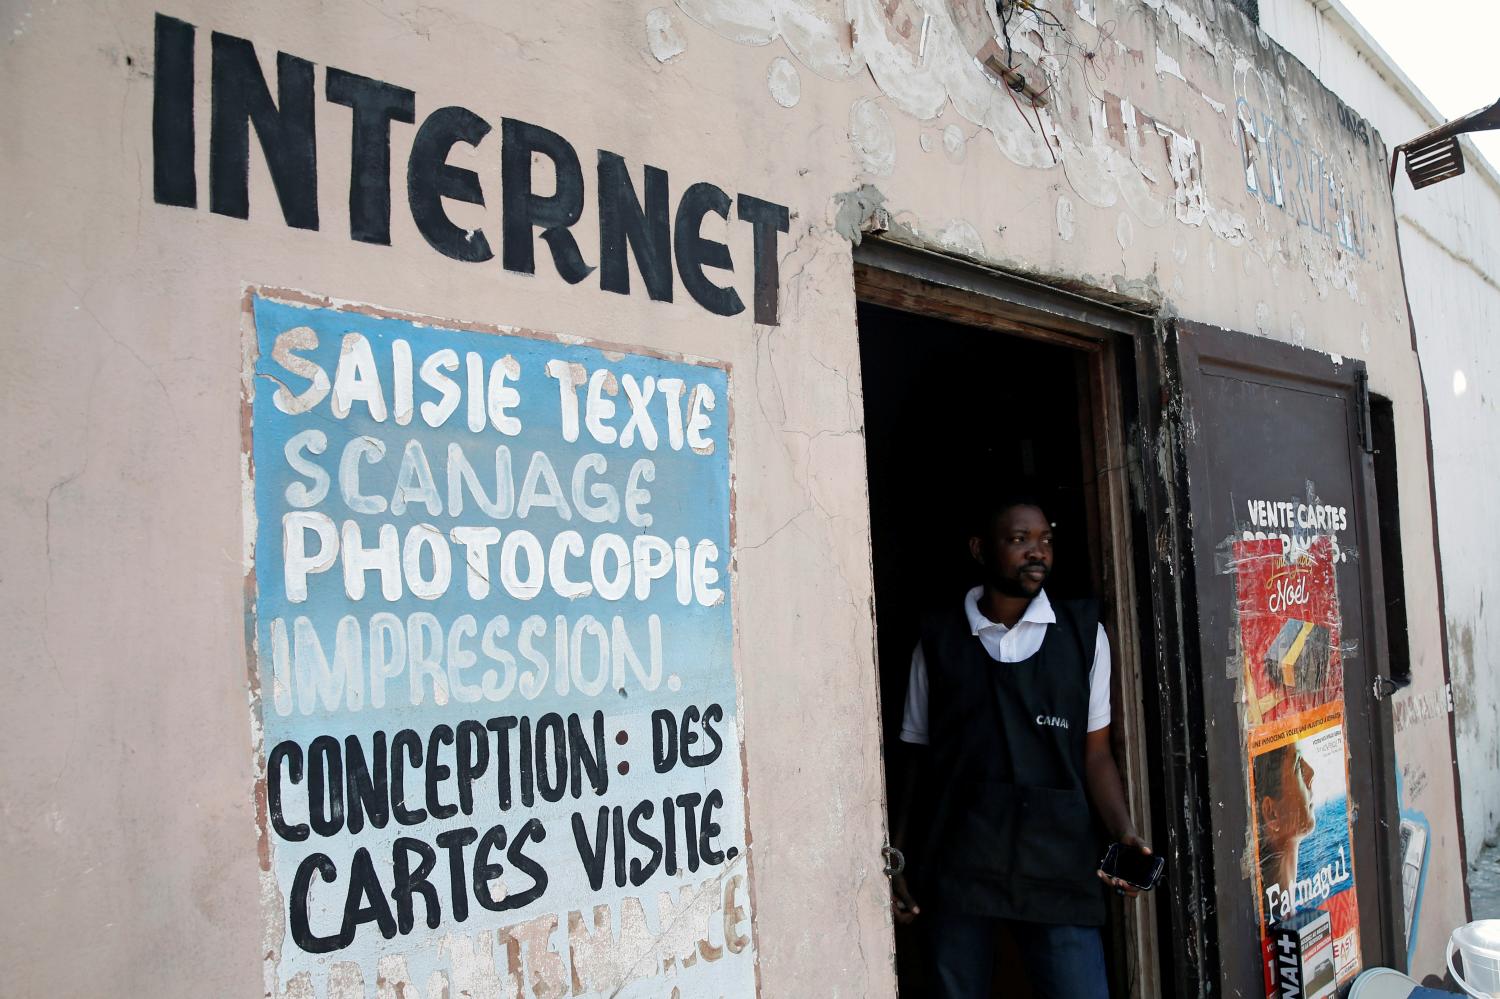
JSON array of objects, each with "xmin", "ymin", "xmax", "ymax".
[{"xmin": 1265, "ymin": 0, "xmax": 1500, "ymax": 867}]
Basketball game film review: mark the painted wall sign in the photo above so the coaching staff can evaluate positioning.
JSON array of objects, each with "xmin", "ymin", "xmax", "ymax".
[
  {"xmin": 242, "ymin": 292, "xmax": 755, "ymax": 997},
  {"xmin": 153, "ymin": 14, "xmax": 790, "ymax": 325}
]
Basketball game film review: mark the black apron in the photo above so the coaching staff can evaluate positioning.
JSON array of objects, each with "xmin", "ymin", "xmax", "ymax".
[{"xmin": 911, "ymin": 596, "xmax": 1106, "ymax": 926}]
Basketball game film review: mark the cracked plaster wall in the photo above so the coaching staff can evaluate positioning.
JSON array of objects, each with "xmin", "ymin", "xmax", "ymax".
[{"xmin": 0, "ymin": 0, "xmax": 1461, "ymax": 993}]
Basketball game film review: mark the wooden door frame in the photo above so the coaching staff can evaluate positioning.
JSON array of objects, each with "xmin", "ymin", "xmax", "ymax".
[
  {"xmin": 852, "ymin": 238, "xmax": 1167, "ymax": 998},
  {"xmin": 1131, "ymin": 319, "xmax": 1218, "ymax": 996}
]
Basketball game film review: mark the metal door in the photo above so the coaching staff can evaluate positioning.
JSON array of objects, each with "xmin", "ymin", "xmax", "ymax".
[{"xmin": 1170, "ymin": 320, "xmax": 1403, "ymax": 995}]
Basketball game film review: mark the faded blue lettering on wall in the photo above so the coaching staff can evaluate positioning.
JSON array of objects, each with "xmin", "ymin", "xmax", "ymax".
[{"xmin": 1234, "ymin": 97, "xmax": 1374, "ymax": 259}]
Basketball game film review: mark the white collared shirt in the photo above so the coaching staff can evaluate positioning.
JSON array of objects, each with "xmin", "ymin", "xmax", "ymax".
[{"xmin": 899, "ymin": 587, "xmax": 1112, "ymax": 744}]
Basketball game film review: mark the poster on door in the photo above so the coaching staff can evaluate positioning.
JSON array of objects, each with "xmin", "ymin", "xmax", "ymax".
[
  {"xmin": 241, "ymin": 292, "xmax": 755, "ymax": 998},
  {"xmin": 1231, "ymin": 531, "xmax": 1346, "ymax": 727},
  {"xmin": 1249, "ymin": 705, "xmax": 1361, "ymax": 991},
  {"xmin": 1231, "ymin": 525, "xmax": 1361, "ymax": 994}
]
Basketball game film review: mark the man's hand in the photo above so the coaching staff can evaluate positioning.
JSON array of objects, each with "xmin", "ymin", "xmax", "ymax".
[
  {"xmin": 1096, "ymin": 834, "xmax": 1152, "ymax": 899},
  {"xmin": 891, "ymin": 873, "xmax": 921, "ymax": 924},
  {"xmin": 1085, "ymin": 726, "xmax": 1153, "ymax": 898}
]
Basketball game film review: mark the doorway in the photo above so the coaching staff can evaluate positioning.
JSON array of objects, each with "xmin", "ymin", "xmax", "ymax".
[{"xmin": 855, "ymin": 257, "xmax": 1159, "ymax": 997}]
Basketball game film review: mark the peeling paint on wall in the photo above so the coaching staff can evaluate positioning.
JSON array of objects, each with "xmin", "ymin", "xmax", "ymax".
[
  {"xmin": 848, "ymin": 97, "xmax": 896, "ymax": 176},
  {"xmin": 942, "ymin": 123, "xmax": 966, "ymax": 162},
  {"xmin": 1154, "ymin": 45, "xmax": 1185, "ymax": 82},
  {"xmin": 665, "ymin": 0, "xmax": 1390, "ymax": 315},
  {"xmin": 767, "ymin": 56, "xmax": 801, "ymax": 107},
  {"xmin": 936, "ymin": 218, "xmax": 985, "ymax": 257},
  {"xmin": 677, "ymin": 0, "xmax": 864, "ymax": 78},
  {"xmin": 646, "ymin": 8, "xmax": 687, "ymax": 62},
  {"xmin": 1053, "ymin": 197, "xmax": 1074, "ymax": 249}
]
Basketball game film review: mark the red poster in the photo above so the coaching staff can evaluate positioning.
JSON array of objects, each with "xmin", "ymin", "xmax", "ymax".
[
  {"xmin": 1234, "ymin": 534, "xmax": 1362, "ymax": 993},
  {"xmin": 1233, "ymin": 535, "xmax": 1344, "ymax": 727}
]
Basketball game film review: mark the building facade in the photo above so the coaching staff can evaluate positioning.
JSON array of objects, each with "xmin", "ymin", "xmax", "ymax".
[
  {"xmin": 1264, "ymin": 0, "xmax": 1500, "ymax": 880},
  {"xmin": 0, "ymin": 0, "xmax": 1476, "ymax": 995}
]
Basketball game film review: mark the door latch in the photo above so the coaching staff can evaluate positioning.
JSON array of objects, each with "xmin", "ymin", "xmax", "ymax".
[{"xmin": 1355, "ymin": 368, "xmax": 1376, "ymax": 455}]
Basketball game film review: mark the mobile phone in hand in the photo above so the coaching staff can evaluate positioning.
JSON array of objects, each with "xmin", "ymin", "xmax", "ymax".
[{"xmin": 1099, "ymin": 843, "xmax": 1165, "ymax": 891}]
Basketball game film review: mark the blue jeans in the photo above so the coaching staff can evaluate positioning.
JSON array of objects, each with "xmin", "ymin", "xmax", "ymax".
[{"xmin": 926, "ymin": 909, "xmax": 1109, "ymax": 998}]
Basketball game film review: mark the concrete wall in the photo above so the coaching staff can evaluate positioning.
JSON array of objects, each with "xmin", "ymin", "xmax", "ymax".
[
  {"xmin": 1264, "ymin": 0, "xmax": 1500, "ymax": 886},
  {"xmin": 0, "ymin": 0, "xmax": 1467, "ymax": 993}
]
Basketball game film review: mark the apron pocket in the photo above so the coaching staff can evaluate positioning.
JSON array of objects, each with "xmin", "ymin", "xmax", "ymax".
[
  {"xmin": 941, "ymin": 783, "xmax": 1097, "ymax": 884},
  {"xmin": 942, "ymin": 780, "xmax": 1023, "ymax": 879},
  {"xmin": 1013, "ymin": 785, "xmax": 1098, "ymax": 881}
]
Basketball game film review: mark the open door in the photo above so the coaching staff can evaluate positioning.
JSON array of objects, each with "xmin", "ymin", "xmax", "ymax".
[
  {"xmin": 1170, "ymin": 320, "xmax": 1404, "ymax": 995},
  {"xmin": 853, "ymin": 240, "xmax": 1162, "ymax": 997}
]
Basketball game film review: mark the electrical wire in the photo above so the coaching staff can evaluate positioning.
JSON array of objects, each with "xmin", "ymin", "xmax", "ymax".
[{"xmin": 995, "ymin": 0, "xmax": 1124, "ymax": 108}]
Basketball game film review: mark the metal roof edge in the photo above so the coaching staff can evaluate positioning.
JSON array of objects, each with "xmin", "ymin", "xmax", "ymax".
[
  {"xmin": 1297, "ymin": 0, "xmax": 1500, "ymax": 199},
  {"xmin": 1296, "ymin": 0, "xmax": 1500, "ymax": 198}
]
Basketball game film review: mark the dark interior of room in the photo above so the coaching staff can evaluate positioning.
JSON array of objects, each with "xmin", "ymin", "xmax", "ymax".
[
  {"xmin": 859, "ymin": 301, "xmax": 1100, "ymax": 746},
  {"xmin": 857, "ymin": 300, "xmax": 1118, "ymax": 997}
]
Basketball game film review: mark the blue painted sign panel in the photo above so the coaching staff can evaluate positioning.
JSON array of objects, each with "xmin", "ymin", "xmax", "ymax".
[{"xmin": 244, "ymin": 293, "xmax": 754, "ymax": 997}]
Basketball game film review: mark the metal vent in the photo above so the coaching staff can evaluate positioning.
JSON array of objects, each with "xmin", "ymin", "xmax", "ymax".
[
  {"xmin": 1390, "ymin": 97, "xmax": 1500, "ymax": 191},
  {"xmin": 1404, "ymin": 136, "xmax": 1466, "ymax": 190}
]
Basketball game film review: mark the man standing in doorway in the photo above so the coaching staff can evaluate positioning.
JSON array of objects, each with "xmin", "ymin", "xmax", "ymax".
[{"xmin": 888, "ymin": 496, "xmax": 1149, "ymax": 998}]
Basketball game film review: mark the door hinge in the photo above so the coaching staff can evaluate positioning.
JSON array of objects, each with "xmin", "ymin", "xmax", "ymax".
[
  {"xmin": 1355, "ymin": 368, "xmax": 1375, "ymax": 455},
  {"xmin": 1372, "ymin": 674, "xmax": 1402, "ymax": 700}
]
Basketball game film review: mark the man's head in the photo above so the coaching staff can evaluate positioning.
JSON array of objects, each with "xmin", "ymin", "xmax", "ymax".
[{"xmin": 969, "ymin": 495, "xmax": 1054, "ymax": 599}]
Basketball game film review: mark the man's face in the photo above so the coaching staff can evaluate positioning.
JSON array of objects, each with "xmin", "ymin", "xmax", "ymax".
[{"xmin": 971, "ymin": 505, "xmax": 1053, "ymax": 598}]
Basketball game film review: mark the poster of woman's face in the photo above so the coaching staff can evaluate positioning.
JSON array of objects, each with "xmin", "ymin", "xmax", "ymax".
[
  {"xmin": 1254, "ymin": 743, "xmax": 1317, "ymax": 900},
  {"xmin": 1250, "ymin": 715, "xmax": 1355, "ymax": 931}
]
